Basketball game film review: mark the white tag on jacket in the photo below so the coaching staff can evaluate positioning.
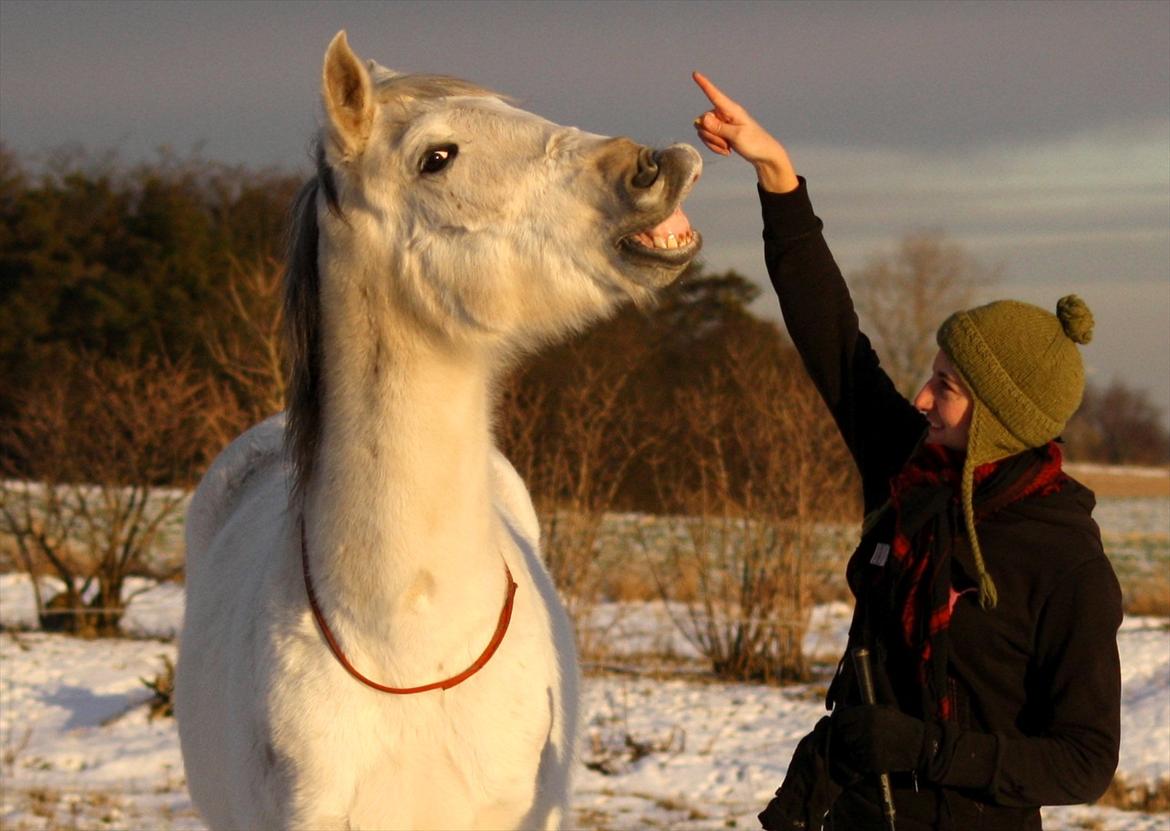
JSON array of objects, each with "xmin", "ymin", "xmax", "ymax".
[{"xmin": 870, "ymin": 542, "xmax": 890, "ymax": 567}]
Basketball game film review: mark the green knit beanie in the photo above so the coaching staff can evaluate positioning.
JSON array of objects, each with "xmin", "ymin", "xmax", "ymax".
[{"xmin": 936, "ymin": 294, "xmax": 1094, "ymax": 609}]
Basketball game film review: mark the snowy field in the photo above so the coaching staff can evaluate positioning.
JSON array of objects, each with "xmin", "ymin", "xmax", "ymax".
[
  {"xmin": 1, "ymin": 573, "xmax": 1167, "ymax": 830},
  {"xmin": 1, "ymin": 479, "xmax": 1166, "ymax": 829}
]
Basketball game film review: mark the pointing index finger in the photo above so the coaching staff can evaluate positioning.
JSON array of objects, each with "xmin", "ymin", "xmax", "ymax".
[{"xmin": 692, "ymin": 71, "xmax": 741, "ymax": 120}]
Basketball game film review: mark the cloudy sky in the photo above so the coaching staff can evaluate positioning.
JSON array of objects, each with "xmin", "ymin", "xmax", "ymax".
[{"xmin": 3, "ymin": 0, "xmax": 1168, "ymax": 420}]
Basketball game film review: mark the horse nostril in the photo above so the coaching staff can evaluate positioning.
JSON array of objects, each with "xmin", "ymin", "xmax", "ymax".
[{"xmin": 631, "ymin": 147, "xmax": 660, "ymax": 189}]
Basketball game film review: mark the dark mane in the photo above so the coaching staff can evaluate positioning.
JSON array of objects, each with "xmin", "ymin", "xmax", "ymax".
[{"xmin": 283, "ymin": 144, "xmax": 340, "ymax": 498}]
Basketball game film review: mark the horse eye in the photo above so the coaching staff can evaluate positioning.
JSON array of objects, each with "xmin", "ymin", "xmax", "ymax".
[{"xmin": 420, "ymin": 145, "xmax": 458, "ymax": 174}]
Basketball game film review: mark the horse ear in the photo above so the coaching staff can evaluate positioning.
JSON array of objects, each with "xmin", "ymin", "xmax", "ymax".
[
  {"xmin": 366, "ymin": 59, "xmax": 401, "ymax": 85},
  {"xmin": 322, "ymin": 31, "xmax": 374, "ymax": 161}
]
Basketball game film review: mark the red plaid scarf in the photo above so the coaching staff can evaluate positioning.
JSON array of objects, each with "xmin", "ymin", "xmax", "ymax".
[{"xmin": 886, "ymin": 441, "xmax": 1066, "ymax": 720}]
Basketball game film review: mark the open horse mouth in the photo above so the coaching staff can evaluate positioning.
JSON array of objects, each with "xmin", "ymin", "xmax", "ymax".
[
  {"xmin": 602, "ymin": 142, "xmax": 702, "ymax": 284},
  {"xmin": 617, "ymin": 205, "xmax": 701, "ymax": 267}
]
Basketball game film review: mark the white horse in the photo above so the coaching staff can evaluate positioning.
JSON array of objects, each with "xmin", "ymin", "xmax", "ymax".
[{"xmin": 176, "ymin": 31, "xmax": 701, "ymax": 831}]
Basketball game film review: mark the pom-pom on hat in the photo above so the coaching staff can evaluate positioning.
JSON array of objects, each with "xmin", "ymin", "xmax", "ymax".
[{"xmin": 935, "ymin": 294, "xmax": 1094, "ymax": 608}]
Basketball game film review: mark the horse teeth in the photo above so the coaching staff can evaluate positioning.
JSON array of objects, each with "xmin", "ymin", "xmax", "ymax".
[{"xmin": 629, "ymin": 228, "xmax": 695, "ymax": 250}]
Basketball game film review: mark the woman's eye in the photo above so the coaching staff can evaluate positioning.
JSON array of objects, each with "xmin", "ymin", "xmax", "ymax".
[{"xmin": 420, "ymin": 145, "xmax": 458, "ymax": 174}]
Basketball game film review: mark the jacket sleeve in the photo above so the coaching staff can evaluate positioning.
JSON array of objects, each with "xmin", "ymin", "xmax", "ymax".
[
  {"xmin": 927, "ymin": 555, "xmax": 1124, "ymax": 806},
  {"xmin": 759, "ymin": 180, "xmax": 926, "ymax": 510}
]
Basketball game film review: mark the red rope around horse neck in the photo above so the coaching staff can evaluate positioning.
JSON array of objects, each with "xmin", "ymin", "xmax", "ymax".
[{"xmin": 299, "ymin": 514, "xmax": 518, "ymax": 694}]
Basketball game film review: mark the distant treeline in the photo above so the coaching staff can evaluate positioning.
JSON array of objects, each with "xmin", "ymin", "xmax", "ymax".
[
  {"xmin": 1, "ymin": 144, "xmax": 1164, "ymax": 512},
  {"xmin": 0, "ymin": 144, "xmax": 301, "ymax": 402}
]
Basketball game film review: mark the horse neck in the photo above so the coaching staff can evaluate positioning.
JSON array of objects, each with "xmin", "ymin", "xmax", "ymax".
[{"xmin": 303, "ymin": 267, "xmax": 505, "ymax": 627}]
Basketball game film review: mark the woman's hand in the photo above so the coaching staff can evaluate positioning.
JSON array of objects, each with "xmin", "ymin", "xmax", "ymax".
[
  {"xmin": 829, "ymin": 705, "xmax": 932, "ymax": 781},
  {"xmin": 692, "ymin": 71, "xmax": 799, "ymax": 194}
]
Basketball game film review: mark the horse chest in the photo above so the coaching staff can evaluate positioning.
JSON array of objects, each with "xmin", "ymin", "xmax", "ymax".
[
  {"xmin": 261, "ymin": 590, "xmax": 556, "ymax": 817},
  {"xmin": 268, "ymin": 662, "xmax": 551, "ymax": 827}
]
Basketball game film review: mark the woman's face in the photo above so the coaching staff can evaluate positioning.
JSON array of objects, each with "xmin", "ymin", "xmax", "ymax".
[{"xmin": 914, "ymin": 350, "xmax": 974, "ymax": 451}]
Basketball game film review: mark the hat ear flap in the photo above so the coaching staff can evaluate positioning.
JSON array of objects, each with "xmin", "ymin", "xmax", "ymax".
[
  {"xmin": 965, "ymin": 392, "xmax": 1035, "ymax": 471},
  {"xmin": 960, "ymin": 405, "xmax": 999, "ymax": 610}
]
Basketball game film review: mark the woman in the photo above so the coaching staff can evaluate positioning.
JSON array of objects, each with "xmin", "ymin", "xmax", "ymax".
[{"xmin": 691, "ymin": 72, "xmax": 1122, "ymax": 831}]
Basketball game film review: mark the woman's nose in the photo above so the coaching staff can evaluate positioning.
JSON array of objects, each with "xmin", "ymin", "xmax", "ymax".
[{"xmin": 913, "ymin": 384, "xmax": 932, "ymax": 413}]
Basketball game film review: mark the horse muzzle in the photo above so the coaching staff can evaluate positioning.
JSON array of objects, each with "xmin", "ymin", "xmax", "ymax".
[{"xmin": 610, "ymin": 142, "xmax": 703, "ymax": 285}]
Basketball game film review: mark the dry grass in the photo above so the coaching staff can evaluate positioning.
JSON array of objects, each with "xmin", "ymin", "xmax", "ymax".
[
  {"xmin": 1, "ymin": 784, "xmax": 199, "ymax": 830},
  {"xmin": 1066, "ymin": 465, "xmax": 1170, "ymax": 498},
  {"xmin": 1125, "ymin": 580, "xmax": 1170, "ymax": 617},
  {"xmin": 3, "ymin": 787, "xmax": 125, "ymax": 830}
]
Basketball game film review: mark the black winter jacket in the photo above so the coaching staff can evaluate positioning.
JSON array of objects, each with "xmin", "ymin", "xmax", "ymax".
[{"xmin": 760, "ymin": 180, "xmax": 1123, "ymax": 830}]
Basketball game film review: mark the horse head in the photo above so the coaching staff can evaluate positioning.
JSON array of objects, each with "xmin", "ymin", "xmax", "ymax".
[{"xmin": 312, "ymin": 31, "xmax": 702, "ymax": 351}]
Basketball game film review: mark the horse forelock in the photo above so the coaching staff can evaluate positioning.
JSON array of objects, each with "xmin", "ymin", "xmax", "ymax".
[{"xmin": 283, "ymin": 149, "xmax": 336, "ymax": 498}]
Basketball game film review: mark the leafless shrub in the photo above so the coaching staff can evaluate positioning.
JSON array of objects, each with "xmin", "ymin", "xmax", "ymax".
[
  {"xmin": 497, "ymin": 341, "xmax": 653, "ymax": 658},
  {"xmin": 201, "ymin": 255, "xmax": 287, "ymax": 434},
  {"xmin": 646, "ymin": 331, "xmax": 856, "ymax": 683},
  {"xmin": 0, "ymin": 354, "xmax": 221, "ymax": 636},
  {"xmin": 140, "ymin": 654, "xmax": 176, "ymax": 720}
]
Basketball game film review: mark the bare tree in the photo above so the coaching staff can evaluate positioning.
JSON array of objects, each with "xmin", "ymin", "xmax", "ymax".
[
  {"xmin": 646, "ymin": 330, "xmax": 856, "ymax": 683},
  {"xmin": 0, "ymin": 354, "xmax": 220, "ymax": 636},
  {"xmin": 851, "ymin": 231, "xmax": 1000, "ymax": 397}
]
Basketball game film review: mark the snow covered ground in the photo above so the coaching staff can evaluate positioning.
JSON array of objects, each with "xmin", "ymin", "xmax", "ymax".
[{"xmin": 1, "ymin": 575, "xmax": 1167, "ymax": 830}]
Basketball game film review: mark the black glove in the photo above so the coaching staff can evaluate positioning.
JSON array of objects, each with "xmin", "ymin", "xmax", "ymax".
[
  {"xmin": 759, "ymin": 716, "xmax": 839, "ymax": 831},
  {"xmin": 829, "ymin": 705, "xmax": 939, "ymax": 784}
]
